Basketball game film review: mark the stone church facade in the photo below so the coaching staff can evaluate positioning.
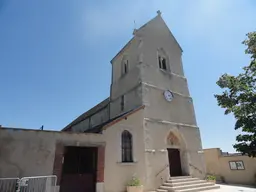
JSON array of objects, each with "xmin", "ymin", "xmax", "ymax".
[{"xmin": 63, "ymin": 11, "xmax": 206, "ymax": 192}]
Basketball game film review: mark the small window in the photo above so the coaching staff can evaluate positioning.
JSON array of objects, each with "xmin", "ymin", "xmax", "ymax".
[
  {"xmin": 158, "ymin": 56, "xmax": 162, "ymax": 68},
  {"xmin": 122, "ymin": 60, "xmax": 129, "ymax": 75},
  {"xmin": 121, "ymin": 95, "xmax": 125, "ymax": 111},
  {"xmin": 158, "ymin": 56, "xmax": 167, "ymax": 70},
  {"xmin": 124, "ymin": 60, "xmax": 128, "ymax": 74},
  {"xmin": 229, "ymin": 161, "xmax": 245, "ymax": 170},
  {"xmin": 162, "ymin": 58, "xmax": 167, "ymax": 70},
  {"xmin": 121, "ymin": 130, "xmax": 133, "ymax": 162}
]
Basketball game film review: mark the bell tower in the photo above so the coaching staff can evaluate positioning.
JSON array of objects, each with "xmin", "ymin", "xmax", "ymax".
[
  {"xmin": 127, "ymin": 11, "xmax": 205, "ymax": 189},
  {"xmin": 109, "ymin": 11, "xmax": 206, "ymax": 190},
  {"xmin": 138, "ymin": 11, "xmax": 197, "ymax": 126}
]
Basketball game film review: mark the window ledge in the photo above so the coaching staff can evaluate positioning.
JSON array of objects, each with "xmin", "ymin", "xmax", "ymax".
[
  {"xmin": 117, "ymin": 161, "xmax": 138, "ymax": 165},
  {"xmin": 159, "ymin": 69, "xmax": 187, "ymax": 80},
  {"xmin": 159, "ymin": 68, "xmax": 169, "ymax": 73},
  {"xmin": 120, "ymin": 74, "xmax": 127, "ymax": 79}
]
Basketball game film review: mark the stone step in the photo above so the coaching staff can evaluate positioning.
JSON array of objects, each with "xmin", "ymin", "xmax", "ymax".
[
  {"xmin": 171, "ymin": 182, "xmax": 215, "ymax": 191},
  {"xmin": 164, "ymin": 180, "xmax": 207, "ymax": 187},
  {"xmin": 160, "ymin": 183, "xmax": 214, "ymax": 192},
  {"xmin": 159, "ymin": 186, "xmax": 174, "ymax": 191},
  {"xmin": 156, "ymin": 189, "xmax": 168, "ymax": 192},
  {"xmin": 176, "ymin": 185, "xmax": 220, "ymax": 192},
  {"xmin": 167, "ymin": 177, "xmax": 199, "ymax": 183},
  {"xmin": 170, "ymin": 176, "xmax": 192, "ymax": 180}
]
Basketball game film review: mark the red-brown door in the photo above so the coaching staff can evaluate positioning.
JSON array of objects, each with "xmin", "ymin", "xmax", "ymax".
[
  {"xmin": 60, "ymin": 147, "xmax": 97, "ymax": 192},
  {"xmin": 167, "ymin": 148, "xmax": 182, "ymax": 177}
]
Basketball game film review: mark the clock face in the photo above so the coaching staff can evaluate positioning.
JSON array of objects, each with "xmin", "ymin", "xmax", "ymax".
[{"xmin": 164, "ymin": 90, "xmax": 173, "ymax": 102}]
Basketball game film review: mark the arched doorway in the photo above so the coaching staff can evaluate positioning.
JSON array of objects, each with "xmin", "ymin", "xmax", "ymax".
[{"xmin": 166, "ymin": 131, "xmax": 188, "ymax": 177}]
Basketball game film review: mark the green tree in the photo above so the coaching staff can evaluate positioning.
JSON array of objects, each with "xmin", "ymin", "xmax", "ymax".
[{"xmin": 214, "ymin": 31, "xmax": 256, "ymax": 157}]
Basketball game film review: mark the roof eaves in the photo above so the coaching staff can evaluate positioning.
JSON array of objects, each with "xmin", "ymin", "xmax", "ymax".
[{"xmin": 102, "ymin": 105, "xmax": 145, "ymax": 130}]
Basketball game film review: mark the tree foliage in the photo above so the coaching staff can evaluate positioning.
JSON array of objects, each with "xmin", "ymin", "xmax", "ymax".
[{"xmin": 214, "ymin": 31, "xmax": 256, "ymax": 157}]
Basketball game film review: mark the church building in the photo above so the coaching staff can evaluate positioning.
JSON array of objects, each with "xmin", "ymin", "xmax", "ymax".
[
  {"xmin": 0, "ymin": 11, "xmax": 223, "ymax": 192},
  {"xmin": 61, "ymin": 11, "xmax": 216, "ymax": 192}
]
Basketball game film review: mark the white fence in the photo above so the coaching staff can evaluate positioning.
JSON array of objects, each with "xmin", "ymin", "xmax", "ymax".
[
  {"xmin": 0, "ymin": 178, "xmax": 19, "ymax": 192},
  {"xmin": 0, "ymin": 175, "xmax": 57, "ymax": 192}
]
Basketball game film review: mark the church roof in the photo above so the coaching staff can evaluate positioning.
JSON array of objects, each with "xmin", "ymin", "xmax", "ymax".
[
  {"xmin": 110, "ymin": 11, "xmax": 183, "ymax": 64},
  {"xmin": 84, "ymin": 105, "xmax": 145, "ymax": 133},
  {"xmin": 62, "ymin": 97, "xmax": 110, "ymax": 131}
]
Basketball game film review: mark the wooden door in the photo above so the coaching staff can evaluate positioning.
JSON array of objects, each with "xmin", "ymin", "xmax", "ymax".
[
  {"xmin": 168, "ymin": 148, "xmax": 182, "ymax": 176},
  {"xmin": 60, "ymin": 147, "xmax": 97, "ymax": 192}
]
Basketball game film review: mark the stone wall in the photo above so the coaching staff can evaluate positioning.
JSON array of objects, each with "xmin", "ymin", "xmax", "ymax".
[
  {"xmin": 0, "ymin": 127, "xmax": 105, "ymax": 189},
  {"xmin": 204, "ymin": 148, "xmax": 256, "ymax": 185}
]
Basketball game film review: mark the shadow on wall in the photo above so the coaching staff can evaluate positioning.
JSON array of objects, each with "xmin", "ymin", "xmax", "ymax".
[{"xmin": 0, "ymin": 137, "xmax": 23, "ymax": 177}]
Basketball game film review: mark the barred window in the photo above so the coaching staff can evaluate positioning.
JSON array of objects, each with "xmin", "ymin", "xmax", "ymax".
[{"xmin": 121, "ymin": 130, "xmax": 133, "ymax": 162}]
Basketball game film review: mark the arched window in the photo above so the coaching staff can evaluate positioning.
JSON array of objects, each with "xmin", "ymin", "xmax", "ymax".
[
  {"xmin": 121, "ymin": 130, "xmax": 133, "ymax": 162},
  {"xmin": 158, "ymin": 56, "xmax": 167, "ymax": 70},
  {"xmin": 158, "ymin": 48, "xmax": 169, "ymax": 71}
]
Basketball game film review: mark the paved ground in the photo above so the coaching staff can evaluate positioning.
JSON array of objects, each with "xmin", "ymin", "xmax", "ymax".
[{"xmin": 212, "ymin": 184, "xmax": 256, "ymax": 192}]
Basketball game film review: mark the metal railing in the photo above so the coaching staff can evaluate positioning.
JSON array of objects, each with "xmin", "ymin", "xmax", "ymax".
[
  {"xmin": 0, "ymin": 178, "xmax": 19, "ymax": 192},
  {"xmin": 0, "ymin": 175, "xmax": 57, "ymax": 192},
  {"xmin": 189, "ymin": 163, "xmax": 203, "ymax": 174},
  {"xmin": 156, "ymin": 164, "xmax": 169, "ymax": 177}
]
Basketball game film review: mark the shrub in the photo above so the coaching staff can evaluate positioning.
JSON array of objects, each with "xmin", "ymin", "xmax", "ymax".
[
  {"xmin": 220, "ymin": 176, "xmax": 226, "ymax": 183},
  {"xmin": 206, "ymin": 175, "xmax": 216, "ymax": 181},
  {"xmin": 127, "ymin": 177, "xmax": 141, "ymax": 186}
]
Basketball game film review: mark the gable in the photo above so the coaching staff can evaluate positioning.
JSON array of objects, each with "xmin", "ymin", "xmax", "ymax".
[
  {"xmin": 111, "ymin": 38, "xmax": 134, "ymax": 64},
  {"xmin": 111, "ymin": 37, "xmax": 141, "ymax": 83},
  {"xmin": 110, "ymin": 12, "xmax": 182, "ymax": 66},
  {"xmin": 137, "ymin": 14, "xmax": 183, "ymax": 54}
]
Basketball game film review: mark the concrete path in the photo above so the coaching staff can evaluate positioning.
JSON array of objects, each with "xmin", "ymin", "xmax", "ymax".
[{"xmin": 211, "ymin": 184, "xmax": 256, "ymax": 192}]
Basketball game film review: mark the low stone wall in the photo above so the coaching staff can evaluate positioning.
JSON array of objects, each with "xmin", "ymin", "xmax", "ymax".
[
  {"xmin": 0, "ymin": 127, "xmax": 105, "ymax": 192},
  {"xmin": 204, "ymin": 148, "xmax": 256, "ymax": 185}
]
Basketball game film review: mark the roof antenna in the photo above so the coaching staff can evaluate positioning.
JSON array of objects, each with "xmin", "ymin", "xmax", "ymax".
[{"xmin": 133, "ymin": 20, "xmax": 137, "ymax": 35}]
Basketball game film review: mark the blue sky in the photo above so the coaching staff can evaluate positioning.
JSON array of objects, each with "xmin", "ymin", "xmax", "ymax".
[{"xmin": 0, "ymin": 0, "xmax": 255, "ymax": 152}]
